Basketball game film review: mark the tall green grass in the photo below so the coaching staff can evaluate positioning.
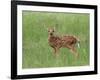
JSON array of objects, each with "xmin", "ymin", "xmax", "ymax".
[{"xmin": 22, "ymin": 11, "xmax": 90, "ymax": 68}]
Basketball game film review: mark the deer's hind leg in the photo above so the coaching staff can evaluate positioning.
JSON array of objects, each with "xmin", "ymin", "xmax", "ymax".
[
  {"xmin": 70, "ymin": 47, "xmax": 79, "ymax": 58},
  {"xmin": 67, "ymin": 44, "xmax": 79, "ymax": 58}
]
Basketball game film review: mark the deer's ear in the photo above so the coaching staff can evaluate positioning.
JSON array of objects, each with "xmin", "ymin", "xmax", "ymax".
[
  {"xmin": 47, "ymin": 27, "xmax": 49, "ymax": 31},
  {"xmin": 53, "ymin": 27, "xmax": 56, "ymax": 31}
]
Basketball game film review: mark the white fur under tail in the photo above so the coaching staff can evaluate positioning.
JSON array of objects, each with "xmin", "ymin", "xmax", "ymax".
[{"xmin": 77, "ymin": 42, "xmax": 80, "ymax": 48}]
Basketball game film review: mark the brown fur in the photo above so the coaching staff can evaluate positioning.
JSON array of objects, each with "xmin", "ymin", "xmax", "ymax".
[{"xmin": 48, "ymin": 28, "xmax": 79, "ymax": 58}]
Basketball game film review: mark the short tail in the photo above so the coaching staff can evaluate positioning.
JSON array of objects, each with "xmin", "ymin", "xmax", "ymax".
[
  {"xmin": 75, "ymin": 36, "xmax": 80, "ymax": 48},
  {"xmin": 73, "ymin": 36, "xmax": 80, "ymax": 48},
  {"xmin": 77, "ymin": 41, "xmax": 80, "ymax": 48}
]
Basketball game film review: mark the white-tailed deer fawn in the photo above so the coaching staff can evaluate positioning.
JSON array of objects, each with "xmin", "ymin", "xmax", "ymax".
[{"xmin": 48, "ymin": 27, "xmax": 80, "ymax": 58}]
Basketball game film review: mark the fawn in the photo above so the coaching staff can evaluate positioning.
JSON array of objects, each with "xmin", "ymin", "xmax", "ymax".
[{"xmin": 48, "ymin": 27, "xmax": 80, "ymax": 58}]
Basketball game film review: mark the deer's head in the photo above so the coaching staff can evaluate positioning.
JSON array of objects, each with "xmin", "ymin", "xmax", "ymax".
[{"xmin": 48, "ymin": 28, "xmax": 55, "ymax": 36}]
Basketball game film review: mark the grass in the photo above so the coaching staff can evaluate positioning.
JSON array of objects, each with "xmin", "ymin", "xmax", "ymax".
[{"xmin": 22, "ymin": 11, "xmax": 90, "ymax": 68}]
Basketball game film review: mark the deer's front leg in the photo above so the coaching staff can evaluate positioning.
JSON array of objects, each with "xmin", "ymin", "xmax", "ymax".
[{"xmin": 52, "ymin": 47, "xmax": 59, "ymax": 57}]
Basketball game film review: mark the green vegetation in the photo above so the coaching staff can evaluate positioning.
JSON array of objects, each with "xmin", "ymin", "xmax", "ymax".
[{"xmin": 22, "ymin": 11, "xmax": 90, "ymax": 68}]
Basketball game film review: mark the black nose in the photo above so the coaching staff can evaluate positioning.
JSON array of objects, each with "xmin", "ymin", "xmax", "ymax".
[{"xmin": 50, "ymin": 33, "xmax": 53, "ymax": 35}]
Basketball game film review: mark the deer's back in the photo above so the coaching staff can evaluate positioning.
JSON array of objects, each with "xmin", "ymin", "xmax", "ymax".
[
  {"xmin": 48, "ymin": 35, "xmax": 77, "ymax": 48},
  {"xmin": 61, "ymin": 36, "xmax": 77, "ymax": 46}
]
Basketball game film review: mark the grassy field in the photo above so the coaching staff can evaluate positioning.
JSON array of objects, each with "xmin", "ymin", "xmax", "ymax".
[{"xmin": 22, "ymin": 11, "xmax": 90, "ymax": 68}]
